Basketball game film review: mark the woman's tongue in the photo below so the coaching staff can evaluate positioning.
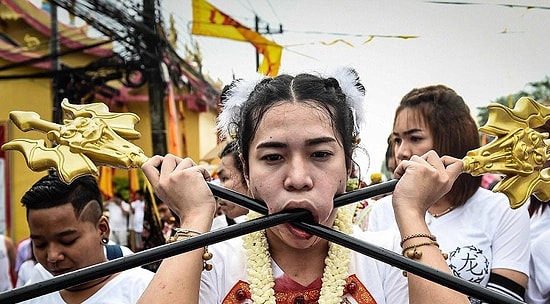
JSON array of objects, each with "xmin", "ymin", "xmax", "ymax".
[{"xmin": 287, "ymin": 223, "xmax": 313, "ymax": 239}]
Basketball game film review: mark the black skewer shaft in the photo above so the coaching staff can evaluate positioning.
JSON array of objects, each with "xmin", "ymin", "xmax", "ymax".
[
  {"xmin": 208, "ymin": 179, "xmax": 399, "ymax": 214},
  {"xmin": 208, "ymin": 182, "xmax": 268, "ymax": 214},
  {"xmin": 294, "ymin": 221, "xmax": 524, "ymax": 304},
  {"xmin": 0, "ymin": 211, "xmax": 309, "ymax": 304},
  {"xmin": 334, "ymin": 179, "xmax": 398, "ymax": 208},
  {"xmin": 212, "ymin": 179, "xmax": 522, "ymax": 303},
  {"xmin": 0, "ymin": 180, "xmax": 516, "ymax": 304}
]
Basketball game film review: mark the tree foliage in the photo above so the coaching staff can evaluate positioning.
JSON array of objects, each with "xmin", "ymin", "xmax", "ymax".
[{"xmin": 476, "ymin": 76, "xmax": 550, "ymax": 127}]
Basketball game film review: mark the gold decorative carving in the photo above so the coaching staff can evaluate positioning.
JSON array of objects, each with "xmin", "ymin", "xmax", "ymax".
[
  {"xmin": 1, "ymin": 99, "xmax": 148, "ymax": 183},
  {"xmin": 23, "ymin": 33, "xmax": 40, "ymax": 50},
  {"xmin": 463, "ymin": 97, "xmax": 550, "ymax": 208}
]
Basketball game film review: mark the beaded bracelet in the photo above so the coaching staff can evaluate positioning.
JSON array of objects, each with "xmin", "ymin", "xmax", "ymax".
[
  {"xmin": 402, "ymin": 241, "xmax": 448, "ymax": 277},
  {"xmin": 400, "ymin": 233, "xmax": 437, "ymax": 247},
  {"xmin": 401, "ymin": 241, "xmax": 439, "ymax": 259},
  {"xmin": 166, "ymin": 228, "xmax": 213, "ymax": 271}
]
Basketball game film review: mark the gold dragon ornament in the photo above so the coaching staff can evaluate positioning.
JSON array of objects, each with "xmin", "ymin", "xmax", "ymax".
[
  {"xmin": 2, "ymin": 97, "xmax": 549, "ymax": 209},
  {"xmin": 463, "ymin": 97, "xmax": 550, "ymax": 209},
  {"xmin": 1, "ymin": 99, "xmax": 148, "ymax": 183}
]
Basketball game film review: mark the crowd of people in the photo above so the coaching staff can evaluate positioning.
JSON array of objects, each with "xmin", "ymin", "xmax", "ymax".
[{"xmin": 0, "ymin": 67, "xmax": 547, "ymax": 303}]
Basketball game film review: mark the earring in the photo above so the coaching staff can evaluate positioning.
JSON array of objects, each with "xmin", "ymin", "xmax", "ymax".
[
  {"xmin": 352, "ymin": 136, "xmax": 361, "ymax": 147},
  {"xmin": 101, "ymin": 237, "xmax": 109, "ymax": 245}
]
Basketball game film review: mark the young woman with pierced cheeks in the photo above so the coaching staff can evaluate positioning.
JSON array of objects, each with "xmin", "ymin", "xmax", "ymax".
[{"xmin": 139, "ymin": 69, "xmax": 469, "ymax": 304}]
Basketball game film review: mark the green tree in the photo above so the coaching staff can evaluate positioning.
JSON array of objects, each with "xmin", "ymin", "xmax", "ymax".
[{"xmin": 476, "ymin": 76, "xmax": 550, "ymax": 127}]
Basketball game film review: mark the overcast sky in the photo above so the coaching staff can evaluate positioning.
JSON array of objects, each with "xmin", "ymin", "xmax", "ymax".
[{"xmin": 165, "ymin": 0, "xmax": 550, "ymax": 179}]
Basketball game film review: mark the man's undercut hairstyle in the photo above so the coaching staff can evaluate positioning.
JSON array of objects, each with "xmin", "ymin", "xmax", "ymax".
[{"xmin": 22, "ymin": 170, "xmax": 103, "ymax": 222}]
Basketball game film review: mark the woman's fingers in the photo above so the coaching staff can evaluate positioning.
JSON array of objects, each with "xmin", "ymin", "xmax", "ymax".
[
  {"xmin": 141, "ymin": 154, "xmax": 216, "ymax": 220},
  {"xmin": 141, "ymin": 155, "xmax": 165, "ymax": 188},
  {"xmin": 394, "ymin": 151, "xmax": 463, "ymax": 179},
  {"xmin": 393, "ymin": 151, "xmax": 463, "ymax": 214},
  {"xmin": 441, "ymin": 155, "xmax": 464, "ymax": 178}
]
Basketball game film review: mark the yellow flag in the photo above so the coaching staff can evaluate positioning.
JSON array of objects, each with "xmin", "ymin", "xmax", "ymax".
[
  {"xmin": 192, "ymin": 0, "xmax": 282, "ymax": 76},
  {"xmin": 98, "ymin": 166, "xmax": 113, "ymax": 199},
  {"xmin": 257, "ymin": 43, "xmax": 282, "ymax": 76},
  {"xmin": 129, "ymin": 168, "xmax": 140, "ymax": 194},
  {"xmin": 167, "ymin": 81, "xmax": 182, "ymax": 155}
]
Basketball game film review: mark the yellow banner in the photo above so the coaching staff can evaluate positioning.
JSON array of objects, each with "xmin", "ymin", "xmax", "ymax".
[
  {"xmin": 98, "ymin": 166, "xmax": 113, "ymax": 199},
  {"xmin": 192, "ymin": 0, "xmax": 282, "ymax": 75}
]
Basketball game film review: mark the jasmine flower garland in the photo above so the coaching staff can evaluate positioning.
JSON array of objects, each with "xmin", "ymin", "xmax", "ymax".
[{"xmin": 243, "ymin": 208, "xmax": 353, "ymax": 303}]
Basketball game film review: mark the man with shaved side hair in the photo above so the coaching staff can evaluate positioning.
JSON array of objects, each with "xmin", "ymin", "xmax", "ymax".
[{"xmin": 20, "ymin": 171, "xmax": 153, "ymax": 304}]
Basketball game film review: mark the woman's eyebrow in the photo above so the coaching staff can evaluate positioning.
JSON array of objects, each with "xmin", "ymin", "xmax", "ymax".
[
  {"xmin": 256, "ymin": 137, "xmax": 337, "ymax": 149},
  {"xmin": 305, "ymin": 137, "xmax": 337, "ymax": 146},
  {"xmin": 256, "ymin": 141, "xmax": 287, "ymax": 149},
  {"xmin": 393, "ymin": 128, "xmax": 423, "ymax": 137}
]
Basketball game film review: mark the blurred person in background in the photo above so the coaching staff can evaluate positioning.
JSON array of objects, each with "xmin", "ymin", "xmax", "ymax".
[
  {"xmin": 216, "ymin": 140, "xmax": 249, "ymax": 225},
  {"xmin": 0, "ymin": 234, "xmax": 15, "ymax": 291},
  {"xmin": 103, "ymin": 192, "xmax": 130, "ymax": 246},
  {"xmin": 368, "ymin": 84, "xmax": 530, "ymax": 302}
]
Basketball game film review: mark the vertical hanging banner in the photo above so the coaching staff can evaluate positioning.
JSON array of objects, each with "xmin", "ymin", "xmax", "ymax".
[
  {"xmin": 0, "ymin": 122, "xmax": 9, "ymax": 234},
  {"xmin": 191, "ymin": 0, "xmax": 282, "ymax": 76},
  {"xmin": 166, "ymin": 81, "xmax": 182, "ymax": 155},
  {"xmin": 98, "ymin": 166, "xmax": 114, "ymax": 199}
]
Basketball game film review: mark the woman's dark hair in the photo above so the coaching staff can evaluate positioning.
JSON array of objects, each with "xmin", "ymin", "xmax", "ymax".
[
  {"xmin": 394, "ymin": 85, "xmax": 481, "ymax": 207},
  {"xmin": 21, "ymin": 170, "xmax": 103, "ymax": 222},
  {"xmin": 384, "ymin": 134, "xmax": 396, "ymax": 173},
  {"xmin": 222, "ymin": 71, "xmax": 364, "ymax": 174}
]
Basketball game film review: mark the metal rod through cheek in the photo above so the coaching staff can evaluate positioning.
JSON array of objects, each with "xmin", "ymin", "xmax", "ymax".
[
  {"xmin": 206, "ymin": 180, "xmax": 519, "ymax": 304},
  {"xmin": 208, "ymin": 179, "xmax": 399, "ymax": 213}
]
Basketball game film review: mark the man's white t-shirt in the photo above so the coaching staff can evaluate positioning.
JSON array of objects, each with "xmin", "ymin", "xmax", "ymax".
[{"xmin": 22, "ymin": 267, "xmax": 153, "ymax": 303}]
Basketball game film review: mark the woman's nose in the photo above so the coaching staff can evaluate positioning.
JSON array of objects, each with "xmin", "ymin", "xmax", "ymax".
[
  {"xmin": 395, "ymin": 142, "xmax": 411, "ymax": 161},
  {"xmin": 283, "ymin": 157, "xmax": 313, "ymax": 191}
]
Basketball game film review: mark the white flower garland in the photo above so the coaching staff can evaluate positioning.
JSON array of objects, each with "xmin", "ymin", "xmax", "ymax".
[{"xmin": 243, "ymin": 208, "xmax": 353, "ymax": 303}]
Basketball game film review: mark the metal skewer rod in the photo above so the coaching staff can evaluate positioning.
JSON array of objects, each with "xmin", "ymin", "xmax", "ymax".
[
  {"xmin": 211, "ymin": 180, "xmax": 521, "ymax": 303},
  {"xmin": 0, "ymin": 210, "xmax": 309, "ymax": 304},
  {"xmin": 0, "ymin": 204, "xmax": 518, "ymax": 304},
  {"xmin": 208, "ymin": 178, "xmax": 399, "ymax": 214},
  {"xmin": 295, "ymin": 221, "xmax": 524, "ymax": 304}
]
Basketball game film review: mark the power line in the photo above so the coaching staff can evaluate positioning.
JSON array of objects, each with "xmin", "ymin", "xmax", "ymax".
[
  {"xmin": 424, "ymin": 1, "xmax": 550, "ymax": 10},
  {"xmin": 265, "ymin": 0, "xmax": 281, "ymax": 23}
]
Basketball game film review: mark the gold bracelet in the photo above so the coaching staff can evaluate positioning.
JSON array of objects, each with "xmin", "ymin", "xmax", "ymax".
[
  {"xmin": 166, "ymin": 228, "xmax": 213, "ymax": 271},
  {"xmin": 400, "ymin": 233, "xmax": 437, "ymax": 247}
]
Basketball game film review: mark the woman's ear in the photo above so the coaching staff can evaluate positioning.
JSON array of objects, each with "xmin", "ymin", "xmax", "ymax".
[{"xmin": 240, "ymin": 154, "xmax": 251, "ymax": 188}]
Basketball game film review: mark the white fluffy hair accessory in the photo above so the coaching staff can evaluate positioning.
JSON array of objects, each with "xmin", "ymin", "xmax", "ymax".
[
  {"xmin": 323, "ymin": 66, "xmax": 366, "ymax": 135},
  {"xmin": 215, "ymin": 66, "xmax": 366, "ymax": 140},
  {"xmin": 216, "ymin": 75, "xmax": 265, "ymax": 141}
]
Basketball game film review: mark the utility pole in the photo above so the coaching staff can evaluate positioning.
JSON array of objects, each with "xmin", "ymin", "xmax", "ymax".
[
  {"xmin": 50, "ymin": 2, "xmax": 62, "ymax": 123},
  {"xmin": 254, "ymin": 15, "xmax": 283, "ymax": 71},
  {"xmin": 143, "ymin": 0, "xmax": 167, "ymax": 156}
]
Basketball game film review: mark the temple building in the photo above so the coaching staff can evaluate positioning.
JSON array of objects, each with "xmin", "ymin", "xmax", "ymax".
[{"xmin": 0, "ymin": 0, "xmax": 220, "ymax": 241}]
